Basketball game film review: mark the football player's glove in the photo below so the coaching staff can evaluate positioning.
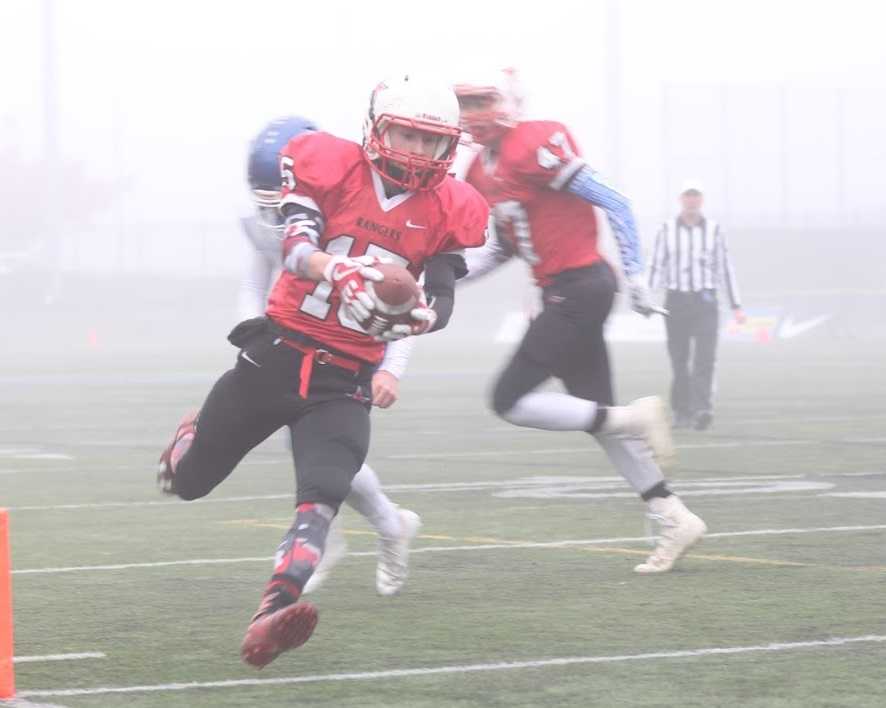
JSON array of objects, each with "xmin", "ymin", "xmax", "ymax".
[
  {"xmin": 373, "ymin": 294, "xmax": 437, "ymax": 342},
  {"xmin": 627, "ymin": 274, "xmax": 661, "ymax": 317},
  {"xmin": 323, "ymin": 255, "xmax": 385, "ymax": 323}
]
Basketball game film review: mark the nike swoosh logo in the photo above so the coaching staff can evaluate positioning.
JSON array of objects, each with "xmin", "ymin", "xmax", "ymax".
[
  {"xmin": 240, "ymin": 351, "xmax": 262, "ymax": 367},
  {"xmin": 777, "ymin": 314, "xmax": 831, "ymax": 339},
  {"xmin": 406, "ymin": 219, "xmax": 427, "ymax": 229}
]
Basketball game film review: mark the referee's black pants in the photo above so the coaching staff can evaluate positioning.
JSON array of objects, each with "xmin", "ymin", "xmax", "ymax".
[{"xmin": 664, "ymin": 290, "xmax": 720, "ymax": 419}]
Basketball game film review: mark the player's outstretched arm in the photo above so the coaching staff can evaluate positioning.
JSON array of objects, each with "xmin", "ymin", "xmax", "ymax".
[
  {"xmin": 564, "ymin": 165, "xmax": 643, "ymax": 278},
  {"xmin": 565, "ymin": 166, "xmax": 661, "ymax": 316},
  {"xmin": 460, "ymin": 223, "xmax": 514, "ymax": 284}
]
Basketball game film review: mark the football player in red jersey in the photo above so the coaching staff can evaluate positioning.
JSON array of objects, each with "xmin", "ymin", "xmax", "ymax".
[
  {"xmin": 157, "ymin": 75, "xmax": 489, "ymax": 668},
  {"xmin": 454, "ymin": 69, "xmax": 707, "ymax": 575},
  {"xmin": 242, "ymin": 116, "xmax": 422, "ymax": 599}
]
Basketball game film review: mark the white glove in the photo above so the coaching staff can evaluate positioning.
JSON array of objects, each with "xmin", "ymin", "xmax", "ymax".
[
  {"xmin": 373, "ymin": 296, "xmax": 438, "ymax": 342},
  {"xmin": 323, "ymin": 255, "xmax": 385, "ymax": 323},
  {"xmin": 627, "ymin": 274, "xmax": 659, "ymax": 317}
]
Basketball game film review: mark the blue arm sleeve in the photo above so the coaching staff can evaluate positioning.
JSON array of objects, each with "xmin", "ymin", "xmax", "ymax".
[{"xmin": 565, "ymin": 165, "xmax": 644, "ymax": 277}]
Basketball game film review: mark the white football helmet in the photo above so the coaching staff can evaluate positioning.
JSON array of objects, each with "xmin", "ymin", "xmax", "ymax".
[
  {"xmin": 363, "ymin": 75, "xmax": 462, "ymax": 191},
  {"xmin": 453, "ymin": 67, "xmax": 524, "ymax": 146}
]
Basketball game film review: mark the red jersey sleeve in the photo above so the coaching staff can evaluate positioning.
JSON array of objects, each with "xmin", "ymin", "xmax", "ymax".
[
  {"xmin": 435, "ymin": 179, "xmax": 490, "ymax": 254},
  {"xmin": 278, "ymin": 131, "xmax": 363, "ymax": 221},
  {"xmin": 500, "ymin": 121, "xmax": 587, "ymax": 197}
]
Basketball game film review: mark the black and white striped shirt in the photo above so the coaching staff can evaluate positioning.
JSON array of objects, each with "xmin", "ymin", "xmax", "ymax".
[{"xmin": 647, "ymin": 217, "xmax": 741, "ymax": 309}]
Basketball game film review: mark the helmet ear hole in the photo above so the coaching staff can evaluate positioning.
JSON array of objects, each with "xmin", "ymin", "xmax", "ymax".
[{"xmin": 376, "ymin": 118, "xmax": 392, "ymax": 149}]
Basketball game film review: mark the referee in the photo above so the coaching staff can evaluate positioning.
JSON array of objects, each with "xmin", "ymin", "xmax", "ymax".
[{"xmin": 648, "ymin": 181, "xmax": 746, "ymax": 430}]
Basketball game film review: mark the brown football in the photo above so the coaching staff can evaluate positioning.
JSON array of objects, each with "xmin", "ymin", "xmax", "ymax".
[{"xmin": 362, "ymin": 263, "xmax": 422, "ymax": 336}]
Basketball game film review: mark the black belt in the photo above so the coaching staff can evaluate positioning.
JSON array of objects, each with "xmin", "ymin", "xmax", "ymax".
[{"xmin": 267, "ymin": 319, "xmax": 375, "ymax": 398}]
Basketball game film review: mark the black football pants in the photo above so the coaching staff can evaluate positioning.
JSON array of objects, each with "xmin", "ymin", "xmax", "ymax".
[
  {"xmin": 173, "ymin": 320, "xmax": 373, "ymax": 510},
  {"xmin": 664, "ymin": 290, "xmax": 720, "ymax": 418},
  {"xmin": 492, "ymin": 262, "xmax": 618, "ymax": 413}
]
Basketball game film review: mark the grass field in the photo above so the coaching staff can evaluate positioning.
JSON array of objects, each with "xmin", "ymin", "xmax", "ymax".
[{"xmin": 3, "ymin": 313, "xmax": 886, "ymax": 706}]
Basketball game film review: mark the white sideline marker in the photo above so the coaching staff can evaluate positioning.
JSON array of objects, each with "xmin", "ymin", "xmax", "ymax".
[
  {"xmin": 12, "ymin": 523, "xmax": 886, "ymax": 576},
  {"xmin": 13, "ymin": 652, "xmax": 105, "ymax": 664},
  {"xmin": 17, "ymin": 635, "xmax": 886, "ymax": 698}
]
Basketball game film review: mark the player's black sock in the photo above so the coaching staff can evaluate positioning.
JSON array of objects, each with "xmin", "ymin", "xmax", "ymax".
[
  {"xmin": 641, "ymin": 481, "xmax": 673, "ymax": 501},
  {"xmin": 587, "ymin": 407, "xmax": 608, "ymax": 433}
]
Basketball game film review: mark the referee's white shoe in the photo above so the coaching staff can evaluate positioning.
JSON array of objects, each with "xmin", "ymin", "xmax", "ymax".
[{"xmin": 634, "ymin": 495, "xmax": 707, "ymax": 574}]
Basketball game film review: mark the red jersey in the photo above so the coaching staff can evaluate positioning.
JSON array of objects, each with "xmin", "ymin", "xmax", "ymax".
[
  {"xmin": 266, "ymin": 131, "xmax": 489, "ymax": 364},
  {"xmin": 465, "ymin": 121, "xmax": 601, "ymax": 286}
]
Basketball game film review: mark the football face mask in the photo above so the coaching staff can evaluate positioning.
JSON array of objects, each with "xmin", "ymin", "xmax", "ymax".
[
  {"xmin": 454, "ymin": 89, "xmax": 510, "ymax": 146},
  {"xmin": 368, "ymin": 116, "xmax": 460, "ymax": 191},
  {"xmin": 454, "ymin": 69, "xmax": 523, "ymax": 147},
  {"xmin": 363, "ymin": 75, "xmax": 462, "ymax": 191}
]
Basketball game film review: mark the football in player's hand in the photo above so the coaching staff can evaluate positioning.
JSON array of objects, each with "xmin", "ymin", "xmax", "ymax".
[{"xmin": 363, "ymin": 263, "xmax": 422, "ymax": 335}]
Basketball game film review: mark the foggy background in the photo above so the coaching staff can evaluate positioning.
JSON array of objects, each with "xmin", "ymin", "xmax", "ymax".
[{"xmin": 1, "ymin": 0, "xmax": 885, "ymax": 366}]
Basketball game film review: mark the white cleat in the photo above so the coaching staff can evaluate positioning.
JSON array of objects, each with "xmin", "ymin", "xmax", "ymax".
[
  {"xmin": 303, "ymin": 521, "xmax": 348, "ymax": 594},
  {"xmin": 376, "ymin": 508, "xmax": 422, "ymax": 596},
  {"xmin": 634, "ymin": 495, "xmax": 707, "ymax": 574},
  {"xmin": 626, "ymin": 396, "xmax": 676, "ymax": 469}
]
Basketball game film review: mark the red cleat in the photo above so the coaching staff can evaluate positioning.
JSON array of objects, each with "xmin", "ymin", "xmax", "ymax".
[
  {"xmin": 157, "ymin": 410, "xmax": 198, "ymax": 495},
  {"xmin": 240, "ymin": 601, "xmax": 318, "ymax": 669}
]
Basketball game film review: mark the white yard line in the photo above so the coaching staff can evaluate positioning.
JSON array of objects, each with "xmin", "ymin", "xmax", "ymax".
[
  {"xmin": 483, "ymin": 414, "xmax": 886, "ymax": 432},
  {"xmin": 389, "ymin": 446, "xmax": 600, "ymax": 459},
  {"xmin": 17, "ymin": 635, "xmax": 886, "ymax": 698},
  {"xmin": 13, "ymin": 524, "xmax": 886, "ymax": 576},
  {"xmin": 730, "ymin": 415, "xmax": 886, "ymax": 425},
  {"xmin": 385, "ymin": 474, "xmax": 801, "ymax": 493},
  {"xmin": 13, "ymin": 557, "xmax": 273, "ymax": 575},
  {"xmin": 824, "ymin": 492, "xmax": 886, "ymax": 499},
  {"xmin": 13, "ymin": 652, "xmax": 105, "ymax": 664},
  {"xmin": 387, "ymin": 439, "xmax": 811, "ymax": 459},
  {"xmin": 5, "ymin": 474, "xmax": 803, "ymax": 511},
  {"xmin": 828, "ymin": 471, "xmax": 886, "ymax": 477},
  {"xmin": 7, "ymin": 495, "xmax": 293, "ymax": 512}
]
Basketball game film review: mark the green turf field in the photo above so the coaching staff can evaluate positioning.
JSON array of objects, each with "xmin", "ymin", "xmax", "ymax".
[{"xmin": 3, "ymin": 320, "xmax": 886, "ymax": 706}]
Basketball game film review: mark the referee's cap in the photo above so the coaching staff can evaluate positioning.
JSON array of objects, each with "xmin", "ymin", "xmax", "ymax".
[{"xmin": 680, "ymin": 179, "xmax": 704, "ymax": 195}]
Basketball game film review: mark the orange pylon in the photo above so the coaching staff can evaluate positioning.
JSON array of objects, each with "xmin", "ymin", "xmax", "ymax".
[{"xmin": 0, "ymin": 509, "xmax": 14, "ymax": 699}]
